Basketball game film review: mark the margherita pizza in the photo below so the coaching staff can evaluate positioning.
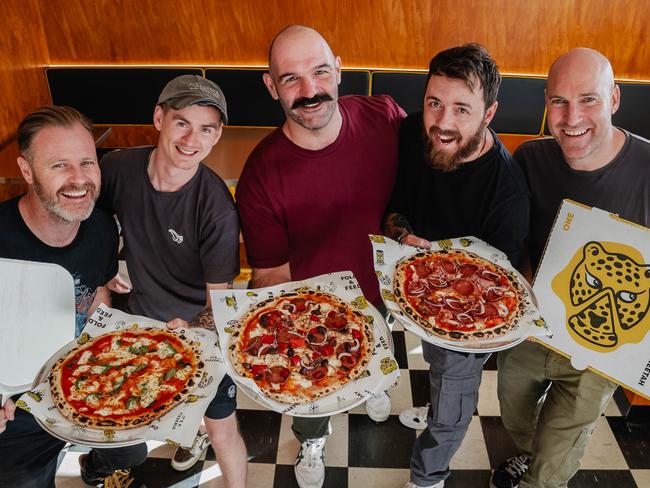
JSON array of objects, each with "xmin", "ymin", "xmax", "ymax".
[
  {"xmin": 49, "ymin": 328, "xmax": 204, "ymax": 430},
  {"xmin": 229, "ymin": 291, "xmax": 374, "ymax": 404},
  {"xmin": 394, "ymin": 249, "xmax": 526, "ymax": 340}
]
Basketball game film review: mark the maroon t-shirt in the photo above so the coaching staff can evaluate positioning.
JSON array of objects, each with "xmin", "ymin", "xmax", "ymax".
[{"xmin": 236, "ymin": 95, "xmax": 405, "ymax": 306}]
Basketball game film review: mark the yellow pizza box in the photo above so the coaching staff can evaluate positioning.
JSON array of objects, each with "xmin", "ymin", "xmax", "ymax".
[{"xmin": 533, "ymin": 199, "xmax": 650, "ymax": 400}]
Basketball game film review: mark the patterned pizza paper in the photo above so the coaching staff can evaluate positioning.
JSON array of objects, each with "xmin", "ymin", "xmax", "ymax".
[
  {"xmin": 370, "ymin": 235, "xmax": 551, "ymax": 353},
  {"xmin": 211, "ymin": 271, "xmax": 400, "ymax": 417},
  {"xmin": 17, "ymin": 304, "xmax": 224, "ymax": 448}
]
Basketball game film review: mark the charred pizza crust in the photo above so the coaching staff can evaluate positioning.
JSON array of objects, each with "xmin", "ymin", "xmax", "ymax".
[
  {"xmin": 228, "ymin": 291, "xmax": 373, "ymax": 405},
  {"xmin": 50, "ymin": 328, "xmax": 204, "ymax": 430},
  {"xmin": 393, "ymin": 249, "xmax": 526, "ymax": 341}
]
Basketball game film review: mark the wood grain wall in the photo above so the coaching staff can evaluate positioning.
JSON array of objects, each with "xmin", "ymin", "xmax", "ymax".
[{"xmin": 39, "ymin": 0, "xmax": 649, "ymax": 77}]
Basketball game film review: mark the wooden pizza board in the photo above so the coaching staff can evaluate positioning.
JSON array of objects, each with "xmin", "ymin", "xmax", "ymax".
[{"xmin": 0, "ymin": 258, "xmax": 75, "ymax": 405}]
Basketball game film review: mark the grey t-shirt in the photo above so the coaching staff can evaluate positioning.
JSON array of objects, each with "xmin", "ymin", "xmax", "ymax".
[
  {"xmin": 98, "ymin": 146, "xmax": 240, "ymax": 322},
  {"xmin": 515, "ymin": 130, "xmax": 650, "ymax": 273}
]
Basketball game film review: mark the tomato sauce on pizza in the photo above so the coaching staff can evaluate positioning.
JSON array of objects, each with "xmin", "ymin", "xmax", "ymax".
[
  {"xmin": 229, "ymin": 291, "xmax": 373, "ymax": 405},
  {"xmin": 394, "ymin": 249, "xmax": 525, "ymax": 341},
  {"xmin": 50, "ymin": 328, "xmax": 204, "ymax": 430}
]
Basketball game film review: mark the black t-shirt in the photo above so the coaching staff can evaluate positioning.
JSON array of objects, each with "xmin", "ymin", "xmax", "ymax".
[
  {"xmin": 515, "ymin": 130, "xmax": 650, "ymax": 273},
  {"xmin": 98, "ymin": 146, "xmax": 240, "ymax": 322},
  {"xmin": 0, "ymin": 197, "xmax": 118, "ymax": 336},
  {"xmin": 387, "ymin": 112, "xmax": 529, "ymax": 270}
]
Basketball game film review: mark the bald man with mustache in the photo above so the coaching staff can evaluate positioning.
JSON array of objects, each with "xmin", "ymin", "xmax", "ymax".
[
  {"xmin": 491, "ymin": 48, "xmax": 650, "ymax": 488},
  {"xmin": 236, "ymin": 25, "xmax": 405, "ymax": 488}
]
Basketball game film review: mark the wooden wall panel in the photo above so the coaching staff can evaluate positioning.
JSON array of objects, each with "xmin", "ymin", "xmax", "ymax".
[
  {"xmin": 0, "ymin": 0, "xmax": 50, "ymax": 171},
  {"xmin": 41, "ymin": 0, "xmax": 650, "ymax": 79}
]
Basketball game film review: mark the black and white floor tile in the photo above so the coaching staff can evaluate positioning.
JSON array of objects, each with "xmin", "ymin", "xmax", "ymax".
[{"xmin": 55, "ymin": 321, "xmax": 650, "ymax": 487}]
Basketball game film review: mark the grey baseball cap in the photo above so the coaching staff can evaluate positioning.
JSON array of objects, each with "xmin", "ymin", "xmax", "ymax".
[{"xmin": 157, "ymin": 75, "xmax": 228, "ymax": 125}]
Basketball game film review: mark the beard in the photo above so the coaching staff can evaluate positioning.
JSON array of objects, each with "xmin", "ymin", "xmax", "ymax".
[
  {"xmin": 33, "ymin": 175, "xmax": 97, "ymax": 224},
  {"xmin": 281, "ymin": 92, "xmax": 337, "ymax": 131},
  {"xmin": 424, "ymin": 123, "xmax": 487, "ymax": 172}
]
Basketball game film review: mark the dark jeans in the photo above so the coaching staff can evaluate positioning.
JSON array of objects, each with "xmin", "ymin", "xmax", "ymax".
[{"xmin": 0, "ymin": 402, "xmax": 147, "ymax": 487}]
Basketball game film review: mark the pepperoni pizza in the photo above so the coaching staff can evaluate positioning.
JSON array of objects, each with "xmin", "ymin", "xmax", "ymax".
[
  {"xmin": 393, "ymin": 249, "xmax": 526, "ymax": 340},
  {"xmin": 228, "ymin": 291, "xmax": 374, "ymax": 404}
]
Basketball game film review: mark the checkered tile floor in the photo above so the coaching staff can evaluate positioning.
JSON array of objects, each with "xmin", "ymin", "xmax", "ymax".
[{"xmin": 54, "ymin": 320, "xmax": 650, "ymax": 487}]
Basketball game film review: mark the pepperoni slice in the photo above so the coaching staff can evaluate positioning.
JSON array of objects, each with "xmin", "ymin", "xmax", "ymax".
[
  {"xmin": 291, "ymin": 297, "xmax": 308, "ymax": 312},
  {"xmin": 303, "ymin": 364, "xmax": 329, "ymax": 381},
  {"xmin": 414, "ymin": 263, "xmax": 431, "ymax": 278},
  {"xmin": 485, "ymin": 287, "xmax": 505, "ymax": 302},
  {"xmin": 407, "ymin": 280, "xmax": 427, "ymax": 296},
  {"xmin": 428, "ymin": 276, "xmax": 448, "ymax": 288},
  {"xmin": 452, "ymin": 279, "xmax": 475, "ymax": 296},
  {"xmin": 479, "ymin": 269, "xmax": 501, "ymax": 282},
  {"xmin": 325, "ymin": 310, "xmax": 348, "ymax": 330},
  {"xmin": 339, "ymin": 354, "xmax": 357, "ymax": 369},
  {"xmin": 439, "ymin": 259, "xmax": 456, "ymax": 274},
  {"xmin": 481, "ymin": 303, "xmax": 498, "ymax": 317},
  {"xmin": 265, "ymin": 366, "xmax": 290, "ymax": 384},
  {"xmin": 307, "ymin": 326, "xmax": 327, "ymax": 344},
  {"xmin": 243, "ymin": 336, "xmax": 262, "ymax": 354},
  {"xmin": 259, "ymin": 310, "xmax": 284, "ymax": 330},
  {"xmin": 459, "ymin": 264, "xmax": 478, "ymax": 277},
  {"xmin": 276, "ymin": 326, "xmax": 292, "ymax": 343}
]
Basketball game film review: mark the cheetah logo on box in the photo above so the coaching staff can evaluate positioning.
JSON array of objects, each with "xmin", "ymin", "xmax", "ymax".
[{"xmin": 552, "ymin": 241, "xmax": 650, "ymax": 351}]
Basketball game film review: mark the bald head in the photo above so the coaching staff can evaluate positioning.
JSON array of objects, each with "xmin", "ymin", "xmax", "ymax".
[
  {"xmin": 548, "ymin": 48, "xmax": 615, "ymax": 94},
  {"xmin": 268, "ymin": 25, "xmax": 335, "ymax": 74},
  {"xmin": 545, "ymin": 48, "xmax": 623, "ymax": 170}
]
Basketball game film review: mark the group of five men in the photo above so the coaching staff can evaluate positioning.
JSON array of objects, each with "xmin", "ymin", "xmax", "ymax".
[{"xmin": 0, "ymin": 24, "xmax": 648, "ymax": 488}]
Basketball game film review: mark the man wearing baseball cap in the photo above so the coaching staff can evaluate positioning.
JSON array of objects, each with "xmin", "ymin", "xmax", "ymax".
[{"xmin": 98, "ymin": 75, "xmax": 247, "ymax": 487}]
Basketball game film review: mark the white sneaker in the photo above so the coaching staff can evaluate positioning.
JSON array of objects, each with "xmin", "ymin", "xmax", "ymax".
[
  {"xmin": 294, "ymin": 436, "xmax": 327, "ymax": 488},
  {"xmin": 171, "ymin": 431, "xmax": 211, "ymax": 471},
  {"xmin": 399, "ymin": 405, "xmax": 429, "ymax": 429},
  {"xmin": 365, "ymin": 391, "xmax": 391, "ymax": 422},
  {"xmin": 403, "ymin": 480, "xmax": 444, "ymax": 488}
]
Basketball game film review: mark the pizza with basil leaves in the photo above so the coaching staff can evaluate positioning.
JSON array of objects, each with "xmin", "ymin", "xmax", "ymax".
[{"xmin": 50, "ymin": 328, "xmax": 204, "ymax": 430}]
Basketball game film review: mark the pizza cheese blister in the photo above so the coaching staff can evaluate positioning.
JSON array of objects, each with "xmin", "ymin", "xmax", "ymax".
[
  {"xmin": 371, "ymin": 235, "xmax": 550, "ymax": 351},
  {"xmin": 211, "ymin": 272, "xmax": 400, "ymax": 415}
]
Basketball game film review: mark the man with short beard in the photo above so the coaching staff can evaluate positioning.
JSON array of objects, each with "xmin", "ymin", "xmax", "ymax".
[
  {"xmin": 0, "ymin": 106, "xmax": 147, "ymax": 487},
  {"xmin": 236, "ymin": 25, "xmax": 404, "ymax": 488},
  {"xmin": 383, "ymin": 44, "xmax": 529, "ymax": 488}
]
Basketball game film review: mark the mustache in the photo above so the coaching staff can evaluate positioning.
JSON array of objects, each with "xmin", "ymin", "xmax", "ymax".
[
  {"xmin": 291, "ymin": 93, "xmax": 333, "ymax": 110},
  {"xmin": 57, "ymin": 183, "xmax": 97, "ymax": 195},
  {"xmin": 427, "ymin": 126, "xmax": 462, "ymax": 140}
]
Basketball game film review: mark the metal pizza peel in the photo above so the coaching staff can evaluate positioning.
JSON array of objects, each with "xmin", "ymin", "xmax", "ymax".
[{"xmin": 0, "ymin": 258, "xmax": 75, "ymax": 406}]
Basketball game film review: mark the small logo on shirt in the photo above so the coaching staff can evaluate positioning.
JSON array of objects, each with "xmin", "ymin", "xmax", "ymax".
[
  {"xmin": 168, "ymin": 229, "xmax": 184, "ymax": 244},
  {"xmin": 228, "ymin": 384, "xmax": 237, "ymax": 399}
]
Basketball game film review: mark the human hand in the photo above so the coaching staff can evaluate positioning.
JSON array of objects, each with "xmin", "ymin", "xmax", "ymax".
[
  {"xmin": 166, "ymin": 318, "xmax": 190, "ymax": 330},
  {"xmin": 0, "ymin": 399, "xmax": 16, "ymax": 434},
  {"xmin": 107, "ymin": 274, "xmax": 131, "ymax": 294},
  {"xmin": 401, "ymin": 234, "xmax": 432, "ymax": 249}
]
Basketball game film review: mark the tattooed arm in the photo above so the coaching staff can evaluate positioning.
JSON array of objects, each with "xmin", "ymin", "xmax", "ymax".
[
  {"xmin": 166, "ymin": 282, "xmax": 232, "ymax": 331},
  {"xmin": 383, "ymin": 212, "xmax": 431, "ymax": 249}
]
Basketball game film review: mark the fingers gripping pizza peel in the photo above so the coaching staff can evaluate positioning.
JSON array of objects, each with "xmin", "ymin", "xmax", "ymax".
[
  {"xmin": 228, "ymin": 291, "xmax": 374, "ymax": 404},
  {"xmin": 49, "ymin": 328, "xmax": 205, "ymax": 430},
  {"xmin": 393, "ymin": 249, "xmax": 526, "ymax": 341}
]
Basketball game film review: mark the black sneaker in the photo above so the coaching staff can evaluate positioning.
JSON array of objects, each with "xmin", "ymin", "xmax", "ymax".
[
  {"xmin": 489, "ymin": 454, "xmax": 531, "ymax": 488},
  {"xmin": 78, "ymin": 453, "xmax": 147, "ymax": 488}
]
